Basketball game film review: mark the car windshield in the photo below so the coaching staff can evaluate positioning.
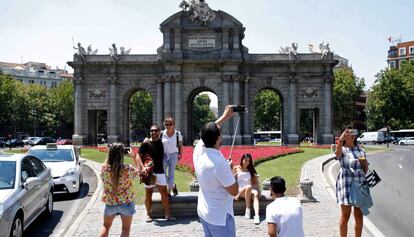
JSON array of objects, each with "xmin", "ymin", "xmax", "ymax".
[
  {"xmin": 29, "ymin": 149, "xmax": 74, "ymax": 162},
  {"xmin": 0, "ymin": 161, "xmax": 16, "ymax": 189}
]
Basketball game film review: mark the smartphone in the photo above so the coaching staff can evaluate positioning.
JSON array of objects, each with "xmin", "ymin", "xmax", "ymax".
[
  {"xmin": 123, "ymin": 147, "xmax": 131, "ymax": 155},
  {"xmin": 232, "ymin": 105, "xmax": 247, "ymax": 113},
  {"xmin": 350, "ymin": 129, "xmax": 358, "ymax": 136}
]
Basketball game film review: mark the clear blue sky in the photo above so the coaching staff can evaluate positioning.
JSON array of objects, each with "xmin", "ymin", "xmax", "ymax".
[{"xmin": 0, "ymin": 0, "xmax": 413, "ymax": 88}]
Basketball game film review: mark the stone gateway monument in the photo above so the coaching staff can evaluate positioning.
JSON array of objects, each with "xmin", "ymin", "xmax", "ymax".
[{"xmin": 69, "ymin": 1, "xmax": 337, "ymax": 146}]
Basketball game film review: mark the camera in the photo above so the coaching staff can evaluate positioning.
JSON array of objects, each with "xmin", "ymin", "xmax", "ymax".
[
  {"xmin": 231, "ymin": 105, "xmax": 247, "ymax": 113},
  {"xmin": 123, "ymin": 147, "xmax": 131, "ymax": 155}
]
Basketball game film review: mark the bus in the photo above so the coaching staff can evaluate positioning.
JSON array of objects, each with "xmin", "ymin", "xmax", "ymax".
[
  {"xmin": 253, "ymin": 131, "xmax": 282, "ymax": 142},
  {"xmin": 390, "ymin": 129, "xmax": 414, "ymax": 143}
]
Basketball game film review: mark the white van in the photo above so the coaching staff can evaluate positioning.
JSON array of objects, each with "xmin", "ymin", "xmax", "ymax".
[{"xmin": 357, "ymin": 132, "xmax": 385, "ymax": 144}]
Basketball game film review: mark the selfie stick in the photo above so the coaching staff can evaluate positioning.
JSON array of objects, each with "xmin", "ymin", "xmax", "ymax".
[{"xmin": 228, "ymin": 114, "xmax": 240, "ymax": 161}]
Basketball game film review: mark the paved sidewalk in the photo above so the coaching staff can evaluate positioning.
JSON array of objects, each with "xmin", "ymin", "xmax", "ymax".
[{"xmin": 65, "ymin": 154, "xmax": 374, "ymax": 237}]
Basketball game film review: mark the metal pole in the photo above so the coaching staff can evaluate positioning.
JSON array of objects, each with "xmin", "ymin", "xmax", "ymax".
[{"xmin": 228, "ymin": 115, "xmax": 240, "ymax": 160}]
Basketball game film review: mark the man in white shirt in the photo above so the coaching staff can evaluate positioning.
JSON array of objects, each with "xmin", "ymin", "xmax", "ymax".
[
  {"xmin": 193, "ymin": 105, "xmax": 239, "ymax": 237},
  {"xmin": 266, "ymin": 176, "xmax": 305, "ymax": 237}
]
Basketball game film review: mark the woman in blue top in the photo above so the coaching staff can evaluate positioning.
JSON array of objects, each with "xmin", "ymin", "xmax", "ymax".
[{"xmin": 335, "ymin": 126, "xmax": 369, "ymax": 237}]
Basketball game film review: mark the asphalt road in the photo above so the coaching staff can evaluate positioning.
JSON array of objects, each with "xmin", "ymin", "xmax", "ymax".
[
  {"xmin": 24, "ymin": 164, "xmax": 98, "ymax": 237},
  {"xmin": 325, "ymin": 144, "xmax": 414, "ymax": 237}
]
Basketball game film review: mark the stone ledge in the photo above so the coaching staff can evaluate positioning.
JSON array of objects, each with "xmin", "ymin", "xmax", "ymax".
[{"xmin": 150, "ymin": 191, "xmax": 274, "ymax": 218}]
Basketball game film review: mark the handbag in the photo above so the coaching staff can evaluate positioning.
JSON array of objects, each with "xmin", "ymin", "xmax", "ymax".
[{"xmin": 366, "ymin": 169, "xmax": 381, "ymax": 188}]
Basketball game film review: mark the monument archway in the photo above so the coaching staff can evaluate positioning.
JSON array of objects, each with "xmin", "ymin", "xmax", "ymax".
[{"xmin": 69, "ymin": 1, "xmax": 337, "ymax": 146}]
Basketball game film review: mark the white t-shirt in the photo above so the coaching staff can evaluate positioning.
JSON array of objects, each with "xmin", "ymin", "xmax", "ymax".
[
  {"xmin": 161, "ymin": 129, "xmax": 183, "ymax": 154},
  {"xmin": 266, "ymin": 196, "xmax": 305, "ymax": 237},
  {"xmin": 193, "ymin": 140, "xmax": 236, "ymax": 226}
]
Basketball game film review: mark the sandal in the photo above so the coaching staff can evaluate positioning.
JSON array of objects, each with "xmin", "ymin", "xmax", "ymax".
[
  {"xmin": 165, "ymin": 215, "xmax": 177, "ymax": 221},
  {"xmin": 145, "ymin": 215, "xmax": 153, "ymax": 223},
  {"xmin": 172, "ymin": 183, "xmax": 178, "ymax": 196}
]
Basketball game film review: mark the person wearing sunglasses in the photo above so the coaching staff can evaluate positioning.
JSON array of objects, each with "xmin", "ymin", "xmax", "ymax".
[
  {"xmin": 161, "ymin": 117, "xmax": 183, "ymax": 197},
  {"xmin": 137, "ymin": 124, "xmax": 176, "ymax": 222}
]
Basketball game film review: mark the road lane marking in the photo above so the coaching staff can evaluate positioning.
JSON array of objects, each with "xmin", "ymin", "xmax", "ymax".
[{"xmin": 398, "ymin": 164, "xmax": 403, "ymax": 169}]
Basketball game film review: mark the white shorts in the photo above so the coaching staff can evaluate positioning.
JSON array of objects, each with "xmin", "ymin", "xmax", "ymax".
[{"xmin": 144, "ymin": 173, "xmax": 167, "ymax": 189}]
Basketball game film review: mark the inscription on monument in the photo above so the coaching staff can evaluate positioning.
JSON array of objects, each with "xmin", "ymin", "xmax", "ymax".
[{"xmin": 188, "ymin": 34, "xmax": 216, "ymax": 48}]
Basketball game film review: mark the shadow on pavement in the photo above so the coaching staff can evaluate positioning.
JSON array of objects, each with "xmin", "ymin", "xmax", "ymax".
[{"xmin": 24, "ymin": 210, "xmax": 64, "ymax": 237}]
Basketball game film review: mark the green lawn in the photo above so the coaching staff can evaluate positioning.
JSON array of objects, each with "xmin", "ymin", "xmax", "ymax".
[
  {"xmin": 255, "ymin": 148, "xmax": 332, "ymax": 195},
  {"xmin": 2, "ymin": 149, "xmax": 27, "ymax": 153}
]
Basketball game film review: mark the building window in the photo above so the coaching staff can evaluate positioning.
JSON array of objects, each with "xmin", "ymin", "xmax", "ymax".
[
  {"xmin": 29, "ymin": 80, "xmax": 34, "ymax": 84},
  {"xmin": 51, "ymin": 82, "xmax": 57, "ymax": 88},
  {"xmin": 410, "ymin": 46, "xmax": 414, "ymax": 55},
  {"xmin": 389, "ymin": 60, "xmax": 396, "ymax": 69},
  {"xmin": 399, "ymin": 59, "xmax": 406, "ymax": 68},
  {"xmin": 399, "ymin": 47, "xmax": 406, "ymax": 56}
]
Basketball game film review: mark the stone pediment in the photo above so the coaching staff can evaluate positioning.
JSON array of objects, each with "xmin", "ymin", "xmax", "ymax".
[{"xmin": 158, "ymin": 10, "xmax": 246, "ymax": 60}]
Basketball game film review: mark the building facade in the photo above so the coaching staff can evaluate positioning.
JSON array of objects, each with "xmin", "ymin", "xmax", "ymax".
[
  {"xmin": 0, "ymin": 61, "xmax": 73, "ymax": 87},
  {"xmin": 387, "ymin": 40, "xmax": 414, "ymax": 69}
]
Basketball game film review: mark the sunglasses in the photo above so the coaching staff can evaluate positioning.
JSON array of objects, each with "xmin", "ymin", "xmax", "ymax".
[
  {"xmin": 164, "ymin": 123, "xmax": 172, "ymax": 126},
  {"xmin": 150, "ymin": 129, "xmax": 160, "ymax": 133}
]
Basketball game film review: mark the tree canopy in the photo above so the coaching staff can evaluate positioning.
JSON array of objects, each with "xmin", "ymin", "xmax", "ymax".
[
  {"xmin": 254, "ymin": 89, "xmax": 281, "ymax": 131},
  {"xmin": 192, "ymin": 93, "xmax": 217, "ymax": 139}
]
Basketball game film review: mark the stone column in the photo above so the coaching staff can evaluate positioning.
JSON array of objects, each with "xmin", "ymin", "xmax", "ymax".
[
  {"xmin": 156, "ymin": 77, "xmax": 164, "ymax": 126},
  {"xmin": 164, "ymin": 76, "xmax": 172, "ymax": 118},
  {"xmin": 232, "ymin": 76, "xmax": 242, "ymax": 144},
  {"xmin": 221, "ymin": 75, "xmax": 231, "ymax": 144},
  {"xmin": 287, "ymin": 76, "xmax": 299, "ymax": 144},
  {"xmin": 322, "ymin": 75, "xmax": 334, "ymax": 144},
  {"xmin": 72, "ymin": 77, "xmax": 85, "ymax": 145},
  {"xmin": 242, "ymin": 76, "xmax": 251, "ymax": 144},
  {"xmin": 174, "ymin": 76, "xmax": 182, "ymax": 131},
  {"xmin": 107, "ymin": 76, "xmax": 119, "ymax": 144}
]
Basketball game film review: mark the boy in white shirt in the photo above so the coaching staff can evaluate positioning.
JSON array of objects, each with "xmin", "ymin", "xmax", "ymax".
[{"xmin": 266, "ymin": 176, "xmax": 305, "ymax": 237}]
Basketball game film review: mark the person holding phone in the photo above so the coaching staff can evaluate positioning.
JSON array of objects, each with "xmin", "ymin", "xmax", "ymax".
[
  {"xmin": 335, "ymin": 126, "xmax": 369, "ymax": 237},
  {"xmin": 100, "ymin": 143, "xmax": 141, "ymax": 237}
]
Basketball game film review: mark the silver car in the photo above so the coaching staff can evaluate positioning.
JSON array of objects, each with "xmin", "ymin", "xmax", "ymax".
[{"xmin": 0, "ymin": 154, "xmax": 54, "ymax": 237}]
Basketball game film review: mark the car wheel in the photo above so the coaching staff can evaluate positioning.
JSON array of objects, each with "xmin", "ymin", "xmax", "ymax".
[
  {"xmin": 372, "ymin": 141, "xmax": 376, "ymax": 145},
  {"xmin": 43, "ymin": 190, "xmax": 54, "ymax": 218},
  {"xmin": 10, "ymin": 216, "xmax": 23, "ymax": 237},
  {"xmin": 400, "ymin": 142, "xmax": 405, "ymax": 146}
]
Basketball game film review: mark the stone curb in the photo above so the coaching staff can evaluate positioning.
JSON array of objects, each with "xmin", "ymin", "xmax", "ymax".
[{"xmin": 63, "ymin": 160, "xmax": 102, "ymax": 237}]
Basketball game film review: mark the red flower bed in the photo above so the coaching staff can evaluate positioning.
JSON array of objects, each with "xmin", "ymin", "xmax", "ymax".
[
  {"xmin": 82, "ymin": 145, "xmax": 302, "ymax": 174},
  {"xmin": 178, "ymin": 145, "xmax": 302, "ymax": 173}
]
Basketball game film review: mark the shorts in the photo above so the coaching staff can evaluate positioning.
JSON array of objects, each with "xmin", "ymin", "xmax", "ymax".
[
  {"xmin": 104, "ymin": 202, "xmax": 136, "ymax": 216},
  {"xmin": 144, "ymin": 173, "xmax": 167, "ymax": 189}
]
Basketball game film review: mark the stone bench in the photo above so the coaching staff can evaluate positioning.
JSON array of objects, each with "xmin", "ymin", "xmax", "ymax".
[{"xmin": 150, "ymin": 191, "xmax": 274, "ymax": 218}]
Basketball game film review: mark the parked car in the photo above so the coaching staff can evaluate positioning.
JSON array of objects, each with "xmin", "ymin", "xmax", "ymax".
[
  {"xmin": 0, "ymin": 154, "xmax": 54, "ymax": 237},
  {"xmin": 29, "ymin": 137, "xmax": 54, "ymax": 146},
  {"xmin": 56, "ymin": 139, "xmax": 72, "ymax": 145},
  {"xmin": 398, "ymin": 137, "xmax": 414, "ymax": 146},
  {"xmin": 28, "ymin": 144, "xmax": 84, "ymax": 194},
  {"xmin": 0, "ymin": 140, "xmax": 5, "ymax": 148},
  {"xmin": 5, "ymin": 139, "xmax": 25, "ymax": 148},
  {"xmin": 24, "ymin": 137, "xmax": 41, "ymax": 146},
  {"xmin": 393, "ymin": 137, "xmax": 404, "ymax": 145}
]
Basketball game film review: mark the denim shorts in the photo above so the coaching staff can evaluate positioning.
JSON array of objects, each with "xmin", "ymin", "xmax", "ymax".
[{"xmin": 104, "ymin": 202, "xmax": 136, "ymax": 216}]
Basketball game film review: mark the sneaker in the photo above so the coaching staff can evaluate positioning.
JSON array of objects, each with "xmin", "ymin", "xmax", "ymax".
[
  {"xmin": 172, "ymin": 183, "xmax": 178, "ymax": 196},
  {"xmin": 244, "ymin": 209, "xmax": 251, "ymax": 219},
  {"xmin": 254, "ymin": 215, "xmax": 260, "ymax": 225},
  {"xmin": 145, "ymin": 215, "xmax": 153, "ymax": 223}
]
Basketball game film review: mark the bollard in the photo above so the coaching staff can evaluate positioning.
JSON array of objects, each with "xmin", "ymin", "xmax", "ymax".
[
  {"xmin": 330, "ymin": 144, "xmax": 336, "ymax": 153},
  {"xmin": 299, "ymin": 179, "xmax": 317, "ymax": 203},
  {"xmin": 189, "ymin": 179, "xmax": 199, "ymax": 192}
]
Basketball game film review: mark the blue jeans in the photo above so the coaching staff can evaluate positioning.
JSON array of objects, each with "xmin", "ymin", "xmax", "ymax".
[
  {"xmin": 104, "ymin": 202, "xmax": 136, "ymax": 216},
  {"xmin": 163, "ymin": 152, "xmax": 178, "ymax": 190},
  {"xmin": 200, "ymin": 214, "xmax": 235, "ymax": 237}
]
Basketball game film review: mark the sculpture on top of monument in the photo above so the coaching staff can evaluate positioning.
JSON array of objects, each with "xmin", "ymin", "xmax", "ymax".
[
  {"xmin": 179, "ymin": 0, "xmax": 216, "ymax": 25},
  {"xmin": 73, "ymin": 42, "xmax": 87, "ymax": 61},
  {"xmin": 279, "ymin": 42, "xmax": 298, "ymax": 60},
  {"xmin": 120, "ymin": 46, "xmax": 131, "ymax": 55},
  {"xmin": 109, "ymin": 43, "xmax": 119, "ymax": 60},
  {"xmin": 87, "ymin": 44, "xmax": 98, "ymax": 55},
  {"xmin": 308, "ymin": 42, "xmax": 332, "ymax": 59}
]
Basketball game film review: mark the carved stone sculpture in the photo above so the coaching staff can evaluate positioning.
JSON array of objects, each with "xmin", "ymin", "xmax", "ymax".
[
  {"xmin": 180, "ymin": 0, "xmax": 216, "ymax": 25},
  {"xmin": 87, "ymin": 45, "xmax": 98, "ymax": 55},
  {"xmin": 73, "ymin": 42, "xmax": 87, "ymax": 61},
  {"xmin": 120, "ymin": 46, "xmax": 131, "ymax": 55},
  {"xmin": 109, "ymin": 43, "xmax": 119, "ymax": 60},
  {"xmin": 279, "ymin": 42, "xmax": 298, "ymax": 60}
]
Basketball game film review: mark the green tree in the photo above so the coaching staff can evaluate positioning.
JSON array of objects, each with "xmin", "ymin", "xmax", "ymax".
[
  {"xmin": 254, "ymin": 89, "xmax": 281, "ymax": 131},
  {"xmin": 0, "ymin": 73, "xmax": 22, "ymax": 136},
  {"xmin": 192, "ymin": 94, "xmax": 217, "ymax": 139},
  {"xmin": 333, "ymin": 67, "xmax": 365, "ymax": 134},
  {"xmin": 366, "ymin": 61, "xmax": 414, "ymax": 130},
  {"xmin": 130, "ymin": 90, "xmax": 152, "ymax": 141},
  {"xmin": 49, "ymin": 80, "xmax": 74, "ymax": 137}
]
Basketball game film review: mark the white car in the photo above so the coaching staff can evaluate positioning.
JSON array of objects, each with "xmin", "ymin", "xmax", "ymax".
[
  {"xmin": 0, "ymin": 154, "xmax": 53, "ymax": 237},
  {"xmin": 28, "ymin": 144, "xmax": 84, "ymax": 194},
  {"xmin": 398, "ymin": 137, "xmax": 414, "ymax": 146}
]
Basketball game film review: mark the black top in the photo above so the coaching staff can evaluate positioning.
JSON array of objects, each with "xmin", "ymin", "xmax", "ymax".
[{"xmin": 138, "ymin": 139, "xmax": 164, "ymax": 174}]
